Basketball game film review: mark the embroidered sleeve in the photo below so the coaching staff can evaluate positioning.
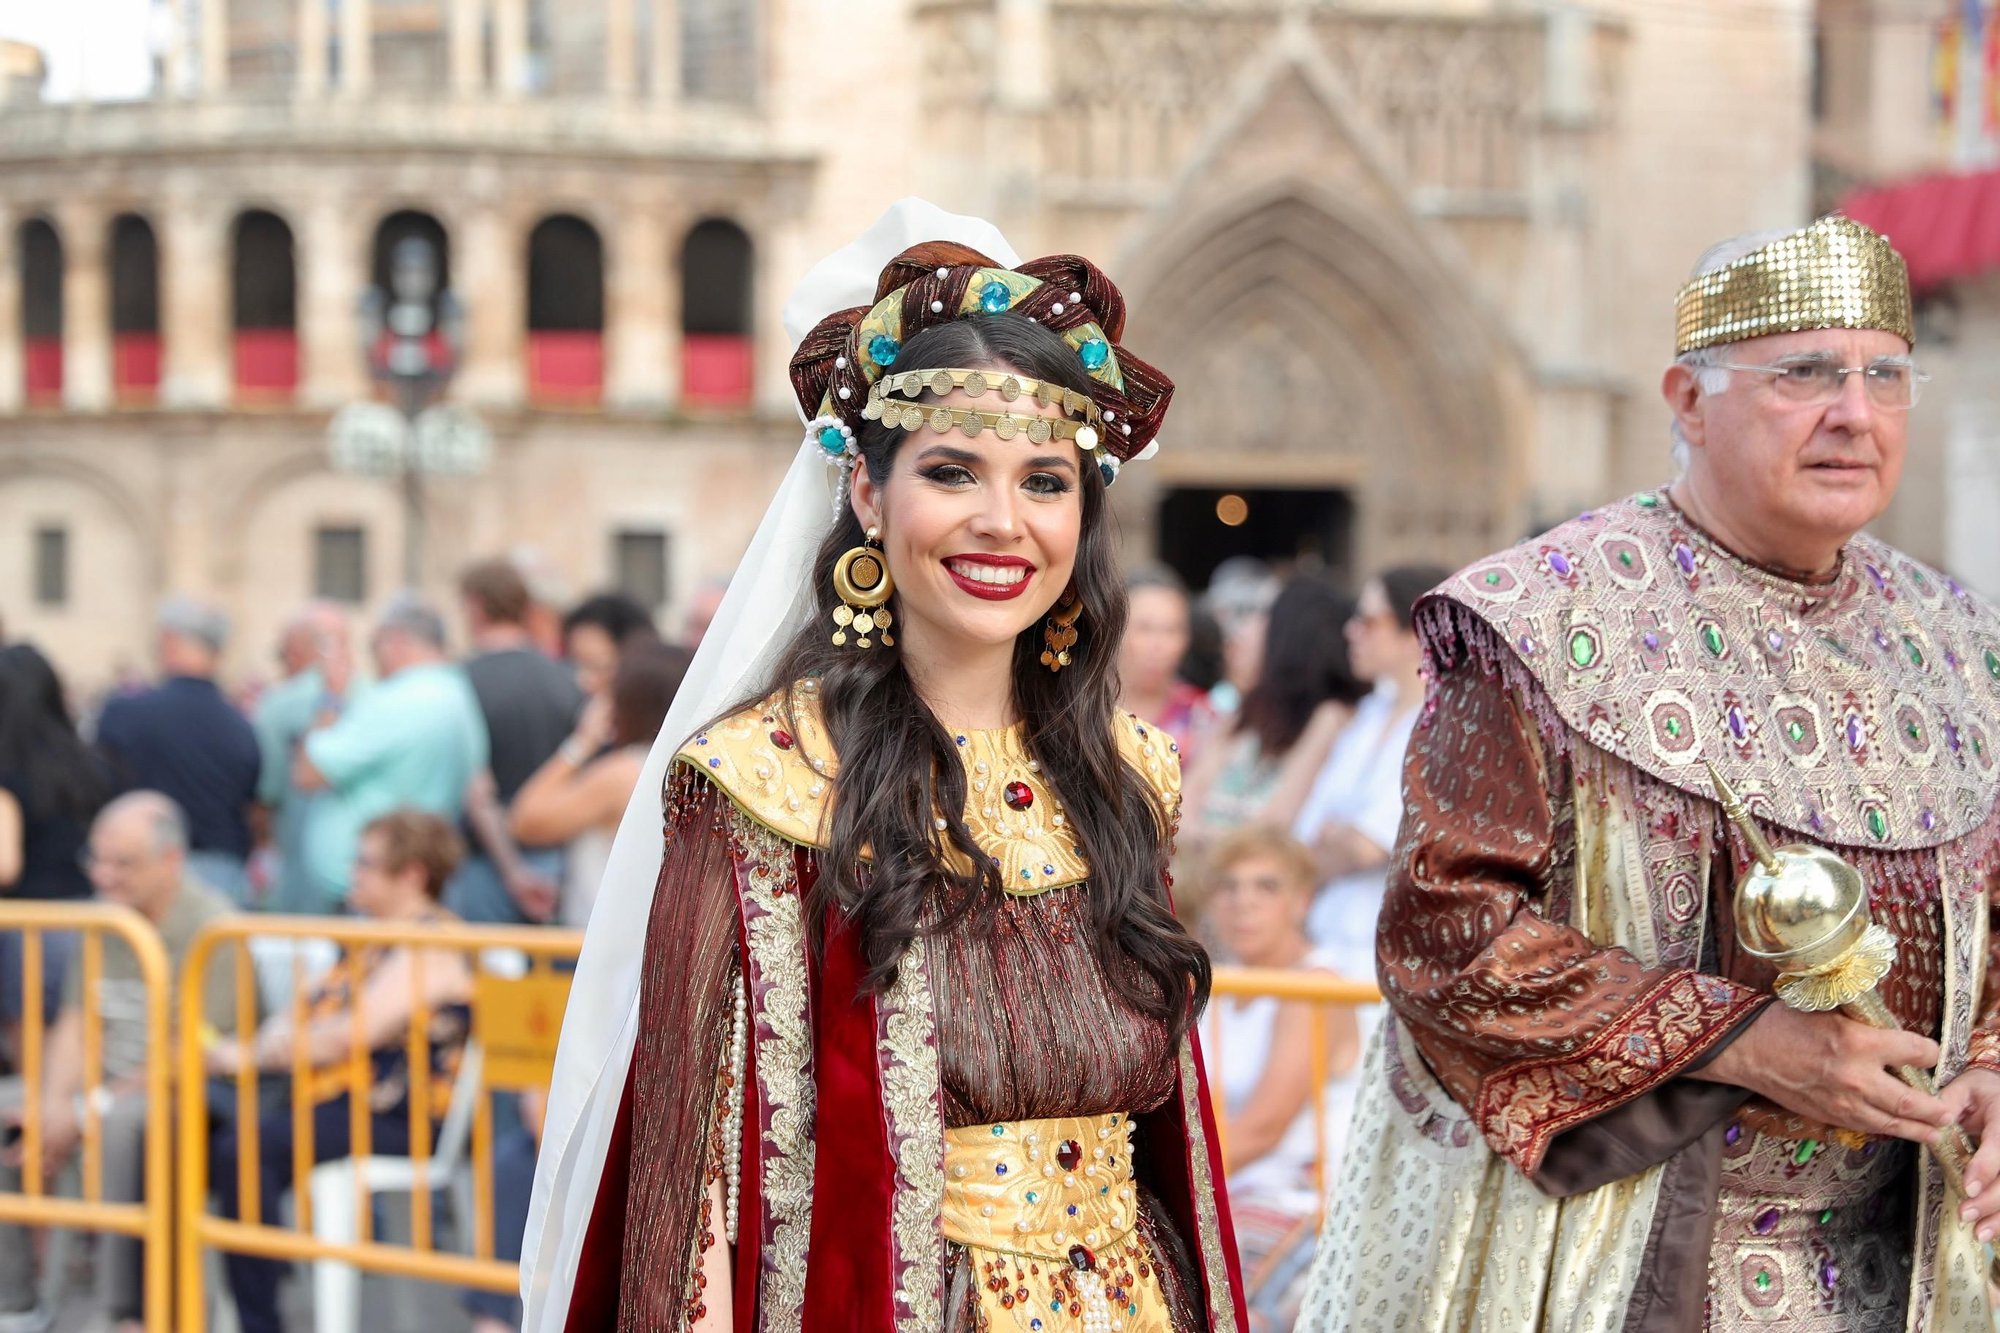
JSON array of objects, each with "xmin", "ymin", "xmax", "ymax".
[{"xmin": 1379, "ymin": 635, "xmax": 1766, "ymax": 1178}]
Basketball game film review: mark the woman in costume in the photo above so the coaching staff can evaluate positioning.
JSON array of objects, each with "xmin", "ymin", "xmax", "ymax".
[{"xmin": 519, "ymin": 201, "xmax": 1248, "ymax": 1333}]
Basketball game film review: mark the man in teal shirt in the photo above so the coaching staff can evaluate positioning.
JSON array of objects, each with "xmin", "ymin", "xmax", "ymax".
[
  {"xmin": 294, "ymin": 595, "xmax": 488, "ymax": 910},
  {"xmin": 253, "ymin": 600, "xmax": 359, "ymax": 914}
]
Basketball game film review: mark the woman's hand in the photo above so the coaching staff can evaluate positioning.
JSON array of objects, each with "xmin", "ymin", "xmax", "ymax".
[{"xmin": 1942, "ymin": 1068, "xmax": 2000, "ymax": 1240}]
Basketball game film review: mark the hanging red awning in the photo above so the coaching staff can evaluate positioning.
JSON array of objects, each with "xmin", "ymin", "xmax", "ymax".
[{"xmin": 1841, "ymin": 167, "xmax": 2000, "ymax": 295}]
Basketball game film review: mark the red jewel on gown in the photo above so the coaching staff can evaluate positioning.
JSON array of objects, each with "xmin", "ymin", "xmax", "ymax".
[
  {"xmin": 1003, "ymin": 781, "xmax": 1034, "ymax": 811},
  {"xmin": 770, "ymin": 728, "xmax": 796, "ymax": 750},
  {"xmin": 1056, "ymin": 1139, "xmax": 1083, "ymax": 1171}
]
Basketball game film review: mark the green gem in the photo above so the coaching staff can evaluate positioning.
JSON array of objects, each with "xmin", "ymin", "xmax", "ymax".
[
  {"xmin": 1907, "ymin": 721, "xmax": 1922, "ymax": 740},
  {"xmin": 1819, "ymin": 1209, "xmax": 1834, "ymax": 1225},
  {"xmin": 1904, "ymin": 636, "xmax": 1925, "ymax": 668},
  {"xmin": 1484, "ymin": 571, "xmax": 1502, "ymax": 586},
  {"xmin": 1618, "ymin": 550, "xmax": 1635, "ymax": 568},
  {"xmin": 1702, "ymin": 625, "xmax": 1725, "ymax": 657},
  {"xmin": 1866, "ymin": 808, "xmax": 1888, "ymax": 840},
  {"xmin": 1913, "ymin": 570, "xmax": 1928, "ymax": 587},
  {"xmin": 1636, "ymin": 494, "xmax": 1660, "ymax": 508},
  {"xmin": 1794, "ymin": 1139, "xmax": 1818, "ymax": 1164},
  {"xmin": 1665, "ymin": 717, "xmax": 1684, "ymax": 738},
  {"xmin": 1569, "ymin": 632, "xmax": 1597, "ymax": 668},
  {"xmin": 1786, "ymin": 720, "xmax": 1806, "ymax": 743},
  {"xmin": 1978, "ymin": 738, "xmax": 1988, "ymax": 758},
  {"xmin": 1986, "ymin": 648, "xmax": 2000, "ymax": 679},
  {"xmin": 1754, "ymin": 1270, "xmax": 1773, "ymax": 1292}
]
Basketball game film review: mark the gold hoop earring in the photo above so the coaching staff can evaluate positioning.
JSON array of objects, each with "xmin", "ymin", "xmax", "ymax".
[
  {"xmin": 831, "ymin": 526, "xmax": 895, "ymax": 648},
  {"xmin": 1040, "ymin": 587, "xmax": 1082, "ymax": 672}
]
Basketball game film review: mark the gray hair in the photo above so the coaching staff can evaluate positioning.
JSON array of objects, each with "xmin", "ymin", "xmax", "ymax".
[
  {"xmin": 1668, "ymin": 228, "xmax": 1794, "ymax": 473},
  {"xmin": 156, "ymin": 596, "xmax": 230, "ymax": 653},
  {"xmin": 376, "ymin": 592, "xmax": 448, "ymax": 649},
  {"xmin": 97, "ymin": 791, "xmax": 190, "ymax": 857}
]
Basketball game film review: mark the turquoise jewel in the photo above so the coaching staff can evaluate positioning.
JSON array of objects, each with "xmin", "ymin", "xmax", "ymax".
[
  {"xmin": 1078, "ymin": 338, "xmax": 1109, "ymax": 370},
  {"xmin": 979, "ymin": 280, "xmax": 1011, "ymax": 314},
  {"xmin": 817, "ymin": 426, "xmax": 846, "ymax": 456},
  {"xmin": 992, "ymin": 1124, "xmax": 1005, "ymax": 1136},
  {"xmin": 1636, "ymin": 493, "xmax": 1660, "ymax": 507},
  {"xmin": 1098, "ymin": 456, "xmax": 1119, "ymax": 487},
  {"xmin": 868, "ymin": 334, "xmax": 900, "ymax": 367}
]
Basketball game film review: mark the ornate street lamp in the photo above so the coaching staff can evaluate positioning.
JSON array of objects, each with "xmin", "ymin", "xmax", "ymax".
[{"xmin": 330, "ymin": 234, "xmax": 488, "ymax": 588}]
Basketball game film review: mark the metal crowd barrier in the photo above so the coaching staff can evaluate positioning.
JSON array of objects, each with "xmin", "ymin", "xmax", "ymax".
[
  {"xmin": 174, "ymin": 916, "xmax": 583, "ymax": 1332},
  {"xmin": 1206, "ymin": 966, "xmax": 1382, "ymax": 1196},
  {"xmin": 0, "ymin": 900, "xmax": 172, "ymax": 1333}
]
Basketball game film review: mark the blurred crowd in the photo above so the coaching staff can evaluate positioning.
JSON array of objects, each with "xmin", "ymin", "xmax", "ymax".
[{"xmin": 0, "ymin": 548, "xmax": 1437, "ymax": 1332}]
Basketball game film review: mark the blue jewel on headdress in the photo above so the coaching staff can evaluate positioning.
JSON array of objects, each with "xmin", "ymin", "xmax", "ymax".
[
  {"xmin": 979, "ymin": 280, "xmax": 1011, "ymax": 314},
  {"xmin": 868, "ymin": 334, "xmax": 900, "ymax": 367},
  {"xmin": 817, "ymin": 426, "xmax": 847, "ymax": 456},
  {"xmin": 1078, "ymin": 338, "xmax": 1109, "ymax": 370},
  {"xmin": 1097, "ymin": 455, "xmax": 1120, "ymax": 488}
]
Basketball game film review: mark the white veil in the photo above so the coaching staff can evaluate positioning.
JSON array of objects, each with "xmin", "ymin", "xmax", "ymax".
[{"xmin": 519, "ymin": 199, "xmax": 1023, "ymax": 1331}]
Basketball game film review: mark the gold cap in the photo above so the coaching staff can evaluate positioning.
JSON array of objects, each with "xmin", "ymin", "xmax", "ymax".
[{"xmin": 1674, "ymin": 216, "xmax": 1915, "ymax": 355}]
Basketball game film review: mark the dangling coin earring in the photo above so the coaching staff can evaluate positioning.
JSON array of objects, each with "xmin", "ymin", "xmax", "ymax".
[
  {"xmin": 1040, "ymin": 588, "xmax": 1082, "ymax": 671},
  {"xmin": 831, "ymin": 526, "xmax": 896, "ymax": 648}
]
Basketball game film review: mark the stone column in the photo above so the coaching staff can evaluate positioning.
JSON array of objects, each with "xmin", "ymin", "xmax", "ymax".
[
  {"xmin": 297, "ymin": 0, "xmax": 328, "ymax": 96},
  {"xmin": 605, "ymin": 205, "xmax": 673, "ymax": 412},
  {"xmin": 995, "ymin": 0, "xmax": 1050, "ymax": 110},
  {"xmin": 200, "ymin": 0, "xmax": 228, "ymax": 94},
  {"xmin": 159, "ymin": 199, "xmax": 230, "ymax": 408},
  {"xmin": 297, "ymin": 196, "xmax": 367, "ymax": 408},
  {"xmin": 163, "ymin": 0, "xmax": 191, "ymax": 97},
  {"xmin": 495, "ymin": 0, "xmax": 529, "ymax": 95},
  {"xmin": 0, "ymin": 206, "xmax": 20, "ymax": 415},
  {"xmin": 339, "ymin": 0, "xmax": 371, "ymax": 95},
  {"xmin": 457, "ymin": 207, "xmax": 523, "ymax": 407},
  {"xmin": 59, "ymin": 206, "xmax": 111, "ymax": 412},
  {"xmin": 605, "ymin": 0, "xmax": 636, "ymax": 97},
  {"xmin": 450, "ymin": 0, "xmax": 483, "ymax": 95},
  {"xmin": 647, "ymin": 0, "xmax": 678, "ymax": 103}
]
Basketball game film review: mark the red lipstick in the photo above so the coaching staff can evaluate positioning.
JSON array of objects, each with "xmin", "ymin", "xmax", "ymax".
[{"xmin": 943, "ymin": 553, "xmax": 1036, "ymax": 601}]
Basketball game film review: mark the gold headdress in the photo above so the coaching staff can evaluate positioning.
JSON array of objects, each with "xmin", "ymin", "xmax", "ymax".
[{"xmin": 1673, "ymin": 216, "xmax": 1915, "ymax": 355}]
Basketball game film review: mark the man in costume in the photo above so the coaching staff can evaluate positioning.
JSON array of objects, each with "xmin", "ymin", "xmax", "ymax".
[{"xmin": 1297, "ymin": 216, "xmax": 2000, "ymax": 1333}]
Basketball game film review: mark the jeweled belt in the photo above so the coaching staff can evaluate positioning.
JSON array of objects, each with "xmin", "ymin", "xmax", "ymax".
[{"xmin": 942, "ymin": 1113, "xmax": 1174, "ymax": 1332}]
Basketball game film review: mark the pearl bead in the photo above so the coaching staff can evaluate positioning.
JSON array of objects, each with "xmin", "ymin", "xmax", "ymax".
[
  {"xmin": 981, "ymin": 1204, "xmax": 995, "ymax": 1217},
  {"xmin": 1064, "ymin": 1175, "xmax": 1076, "ymax": 1187},
  {"xmin": 838, "ymin": 386, "xmax": 851, "ymax": 399},
  {"xmin": 931, "ymin": 300, "xmax": 944, "ymax": 313},
  {"xmin": 835, "ymin": 356, "xmax": 847, "ymax": 369},
  {"xmin": 935, "ymin": 267, "xmax": 949, "ymax": 279},
  {"xmin": 1103, "ymin": 409, "xmax": 1115, "ymax": 420},
  {"xmin": 1051, "ymin": 302, "xmax": 1065, "ymax": 316},
  {"xmin": 953, "ymin": 1164, "xmax": 967, "ymax": 1178},
  {"xmin": 1068, "ymin": 291, "xmax": 1080, "ymax": 302},
  {"xmin": 1122, "ymin": 423, "xmax": 1131, "ymax": 435},
  {"xmin": 1017, "ymin": 1220, "xmax": 1030, "ymax": 1232},
  {"xmin": 934, "ymin": 817, "xmax": 948, "ymax": 830}
]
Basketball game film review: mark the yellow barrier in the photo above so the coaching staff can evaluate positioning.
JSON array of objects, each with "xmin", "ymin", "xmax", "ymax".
[
  {"xmin": 0, "ymin": 900, "xmax": 173, "ymax": 1333},
  {"xmin": 1207, "ymin": 966, "xmax": 1382, "ymax": 1197},
  {"xmin": 175, "ymin": 916, "xmax": 583, "ymax": 1333}
]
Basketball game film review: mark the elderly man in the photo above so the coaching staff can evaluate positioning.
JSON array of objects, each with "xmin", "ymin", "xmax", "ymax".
[
  {"xmin": 294, "ymin": 594, "xmax": 488, "ymax": 911},
  {"xmin": 1299, "ymin": 217, "xmax": 2000, "ymax": 1333},
  {"xmin": 0, "ymin": 793, "xmax": 239, "ymax": 1333},
  {"xmin": 95, "ymin": 597, "xmax": 261, "ymax": 904}
]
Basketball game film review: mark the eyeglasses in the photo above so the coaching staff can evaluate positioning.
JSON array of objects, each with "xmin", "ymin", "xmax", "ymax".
[{"xmin": 1712, "ymin": 358, "xmax": 1928, "ymax": 410}]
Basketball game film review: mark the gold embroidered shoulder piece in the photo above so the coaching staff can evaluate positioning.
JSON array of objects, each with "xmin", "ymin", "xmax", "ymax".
[{"xmin": 676, "ymin": 683, "xmax": 1181, "ymax": 894}]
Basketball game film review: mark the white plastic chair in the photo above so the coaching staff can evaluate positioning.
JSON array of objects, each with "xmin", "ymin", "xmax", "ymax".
[{"xmin": 306, "ymin": 1040, "xmax": 485, "ymax": 1333}]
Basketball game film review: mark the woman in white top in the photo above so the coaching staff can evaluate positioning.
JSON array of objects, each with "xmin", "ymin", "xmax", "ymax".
[
  {"xmin": 510, "ymin": 640, "xmax": 691, "ymax": 929},
  {"xmin": 1206, "ymin": 826, "xmax": 1361, "ymax": 1332},
  {"xmin": 1290, "ymin": 565, "xmax": 1448, "ymax": 976}
]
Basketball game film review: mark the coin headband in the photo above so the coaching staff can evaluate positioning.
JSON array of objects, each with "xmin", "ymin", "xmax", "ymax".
[
  {"xmin": 874, "ymin": 367, "xmax": 1102, "ymax": 425},
  {"xmin": 860, "ymin": 396, "xmax": 1104, "ymax": 450},
  {"xmin": 1673, "ymin": 215, "xmax": 1915, "ymax": 355}
]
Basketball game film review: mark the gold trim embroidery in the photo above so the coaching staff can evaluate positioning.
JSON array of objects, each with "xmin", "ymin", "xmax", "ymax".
[
  {"xmin": 880, "ymin": 936, "xmax": 946, "ymax": 1333},
  {"xmin": 1176, "ymin": 1042, "xmax": 1240, "ymax": 1333},
  {"xmin": 736, "ymin": 814, "xmax": 815, "ymax": 1333}
]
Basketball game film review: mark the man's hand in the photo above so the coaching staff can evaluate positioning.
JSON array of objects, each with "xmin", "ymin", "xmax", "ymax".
[
  {"xmin": 1691, "ymin": 1003, "xmax": 1952, "ymax": 1143},
  {"xmin": 1940, "ymin": 1068, "xmax": 2000, "ymax": 1241},
  {"xmin": 507, "ymin": 869, "xmax": 559, "ymax": 923}
]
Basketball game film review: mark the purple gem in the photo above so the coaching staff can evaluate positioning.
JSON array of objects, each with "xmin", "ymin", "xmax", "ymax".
[
  {"xmin": 1727, "ymin": 708, "xmax": 1747, "ymax": 741},
  {"xmin": 1674, "ymin": 543, "xmax": 1695, "ymax": 575},
  {"xmin": 1753, "ymin": 1208, "xmax": 1781, "ymax": 1236},
  {"xmin": 1519, "ymin": 635, "xmax": 1536, "ymax": 655},
  {"xmin": 1846, "ymin": 715, "xmax": 1865, "ymax": 750},
  {"xmin": 1809, "ymin": 809, "xmax": 1826, "ymax": 833},
  {"xmin": 1766, "ymin": 630, "xmax": 1785, "ymax": 652},
  {"xmin": 1724, "ymin": 1122, "xmax": 1742, "ymax": 1146},
  {"xmin": 1643, "ymin": 632, "xmax": 1661, "ymax": 652},
  {"xmin": 1548, "ymin": 551, "xmax": 1572, "ymax": 576},
  {"xmin": 1873, "ymin": 629, "xmax": 1891, "ymax": 650},
  {"xmin": 1819, "ymin": 1258, "xmax": 1838, "ymax": 1292},
  {"xmin": 1947, "ymin": 650, "xmax": 1960, "ymax": 668},
  {"xmin": 1866, "ymin": 563, "xmax": 1886, "ymax": 591},
  {"xmin": 1950, "ymin": 577, "xmax": 1965, "ymax": 596},
  {"xmin": 1863, "ymin": 1140, "xmax": 1880, "ymax": 1156},
  {"xmin": 1579, "ymin": 511, "xmax": 1595, "ymax": 522},
  {"xmin": 1922, "ymin": 808, "xmax": 1937, "ymax": 831},
  {"xmin": 1947, "ymin": 720, "xmax": 1962, "ymax": 752}
]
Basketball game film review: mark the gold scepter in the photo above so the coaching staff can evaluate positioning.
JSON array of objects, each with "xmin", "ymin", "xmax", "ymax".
[{"xmin": 1706, "ymin": 763, "xmax": 1983, "ymax": 1195}]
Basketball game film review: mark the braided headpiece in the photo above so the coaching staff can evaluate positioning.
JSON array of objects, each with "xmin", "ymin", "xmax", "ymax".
[{"xmin": 789, "ymin": 242, "xmax": 1174, "ymax": 489}]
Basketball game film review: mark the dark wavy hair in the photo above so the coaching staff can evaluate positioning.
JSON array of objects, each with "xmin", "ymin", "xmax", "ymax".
[
  {"xmin": 0, "ymin": 643, "xmax": 106, "ymax": 824},
  {"xmin": 733, "ymin": 314, "xmax": 1210, "ymax": 1041},
  {"xmin": 1236, "ymin": 575, "xmax": 1367, "ymax": 756}
]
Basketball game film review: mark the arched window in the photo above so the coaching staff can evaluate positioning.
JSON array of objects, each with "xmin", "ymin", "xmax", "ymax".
[
  {"xmin": 680, "ymin": 217, "xmax": 753, "ymax": 410},
  {"xmin": 369, "ymin": 210, "xmax": 454, "ymax": 374},
  {"xmin": 18, "ymin": 218, "xmax": 63, "ymax": 407},
  {"xmin": 231, "ymin": 208, "xmax": 298, "ymax": 401},
  {"xmin": 110, "ymin": 214, "xmax": 160, "ymax": 404},
  {"xmin": 526, "ymin": 214, "xmax": 604, "ymax": 406}
]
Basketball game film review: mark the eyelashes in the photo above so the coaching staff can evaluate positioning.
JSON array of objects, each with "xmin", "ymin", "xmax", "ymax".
[{"xmin": 914, "ymin": 464, "xmax": 1073, "ymax": 497}]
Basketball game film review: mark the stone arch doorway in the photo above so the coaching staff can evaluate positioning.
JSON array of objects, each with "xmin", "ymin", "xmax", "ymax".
[{"xmin": 1117, "ymin": 184, "xmax": 1527, "ymax": 585}]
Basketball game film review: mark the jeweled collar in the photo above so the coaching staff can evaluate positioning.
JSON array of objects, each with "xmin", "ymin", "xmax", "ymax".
[
  {"xmin": 678, "ymin": 682, "xmax": 1182, "ymax": 894},
  {"xmin": 1432, "ymin": 490, "xmax": 2000, "ymax": 850}
]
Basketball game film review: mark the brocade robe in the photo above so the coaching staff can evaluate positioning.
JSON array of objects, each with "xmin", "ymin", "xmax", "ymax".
[
  {"xmin": 558, "ymin": 686, "xmax": 1248, "ymax": 1333},
  {"xmin": 1298, "ymin": 491, "xmax": 2000, "ymax": 1333}
]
